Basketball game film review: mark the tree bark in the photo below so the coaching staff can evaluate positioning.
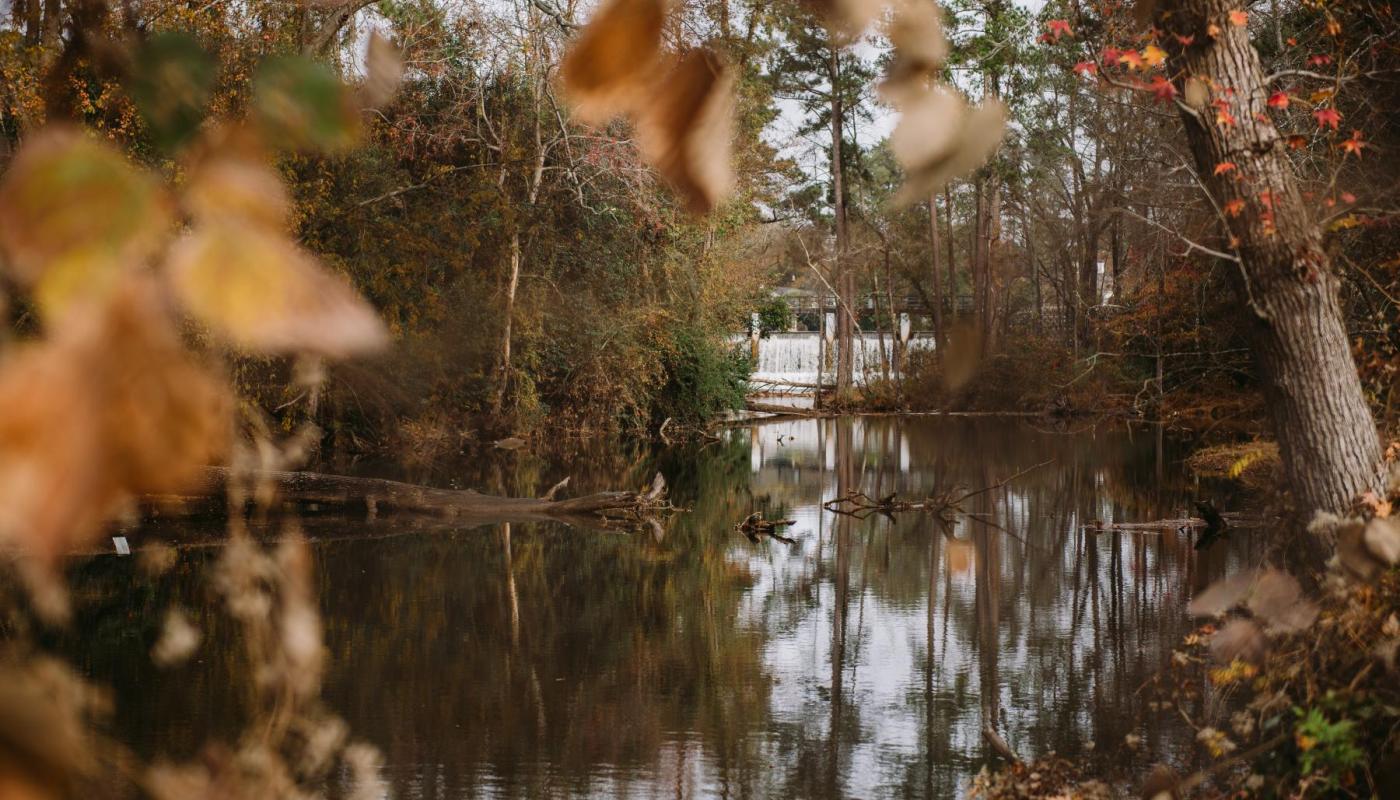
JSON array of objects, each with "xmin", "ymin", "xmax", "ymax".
[
  {"xmin": 829, "ymin": 44, "xmax": 854, "ymax": 395},
  {"xmin": 1160, "ymin": 0, "xmax": 1381, "ymax": 517},
  {"xmin": 944, "ymin": 186, "xmax": 956, "ymax": 316},
  {"xmin": 928, "ymin": 194, "xmax": 945, "ymax": 351}
]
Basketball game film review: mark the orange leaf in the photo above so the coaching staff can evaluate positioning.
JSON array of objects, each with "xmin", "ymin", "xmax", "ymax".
[
  {"xmin": 1213, "ymin": 161, "xmax": 1236, "ymax": 176},
  {"xmin": 560, "ymin": 0, "xmax": 667, "ymax": 125},
  {"xmin": 1340, "ymin": 130, "xmax": 1366, "ymax": 156}
]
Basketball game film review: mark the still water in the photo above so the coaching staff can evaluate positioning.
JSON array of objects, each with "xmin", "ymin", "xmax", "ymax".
[{"xmin": 63, "ymin": 417, "xmax": 1259, "ymax": 798}]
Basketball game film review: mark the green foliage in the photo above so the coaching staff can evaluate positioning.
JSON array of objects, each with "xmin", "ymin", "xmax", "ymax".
[
  {"xmin": 1293, "ymin": 706, "xmax": 1364, "ymax": 787},
  {"xmin": 756, "ymin": 296, "xmax": 794, "ymax": 335},
  {"xmin": 654, "ymin": 324, "xmax": 750, "ymax": 425}
]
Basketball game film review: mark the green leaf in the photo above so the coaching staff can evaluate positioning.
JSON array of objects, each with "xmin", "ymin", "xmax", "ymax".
[
  {"xmin": 252, "ymin": 56, "xmax": 359, "ymax": 152},
  {"xmin": 129, "ymin": 33, "xmax": 217, "ymax": 152}
]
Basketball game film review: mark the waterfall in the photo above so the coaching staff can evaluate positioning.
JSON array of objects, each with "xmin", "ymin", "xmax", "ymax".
[{"xmin": 746, "ymin": 332, "xmax": 935, "ymax": 388}]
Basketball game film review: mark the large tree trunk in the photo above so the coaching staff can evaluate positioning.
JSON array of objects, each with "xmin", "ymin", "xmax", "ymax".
[{"xmin": 1160, "ymin": 0, "xmax": 1381, "ymax": 517}]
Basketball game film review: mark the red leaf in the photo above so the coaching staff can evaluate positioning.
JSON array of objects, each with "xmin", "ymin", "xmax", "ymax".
[
  {"xmin": 1229, "ymin": 10, "xmax": 1248, "ymax": 26},
  {"xmin": 1224, "ymin": 199, "xmax": 1245, "ymax": 217},
  {"xmin": 1148, "ymin": 75, "xmax": 1177, "ymax": 103},
  {"xmin": 1267, "ymin": 91, "xmax": 1290, "ymax": 109},
  {"xmin": 1213, "ymin": 161, "xmax": 1237, "ymax": 176},
  {"xmin": 1314, "ymin": 107, "xmax": 1341, "ymax": 130}
]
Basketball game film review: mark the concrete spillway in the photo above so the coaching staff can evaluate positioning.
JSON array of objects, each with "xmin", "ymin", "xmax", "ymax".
[{"xmin": 742, "ymin": 331, "xmax": 935, "ymax": 388}]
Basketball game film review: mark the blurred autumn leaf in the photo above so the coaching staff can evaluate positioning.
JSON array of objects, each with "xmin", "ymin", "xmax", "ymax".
[
  {"xmin": 167, "ymin": 222, "xmax": 388, "ymax": 358},
  {"xmin": 253, "ymin": 56, "xmax": 360, "ymax": 151},
  {"xmin": 0, "ymin": 128, "xmax": 168, "ymax": 321},
  {"xmin": 561, "ymin": 0, "xmax": 666, "ymax": 125},
  {"xmin": 128, "ymin": 33, "xmax": 217, "ymax": 153}
]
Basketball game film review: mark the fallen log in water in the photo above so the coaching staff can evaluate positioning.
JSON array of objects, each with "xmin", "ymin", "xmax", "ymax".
[{"xmin": 144, "ymin": 466, "xmax": 673, "ymax": 526}]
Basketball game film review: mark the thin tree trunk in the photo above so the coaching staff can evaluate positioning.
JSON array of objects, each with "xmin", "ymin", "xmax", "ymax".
[
  {"xmin": 829, "ymin": 44, "xmax": 853, "ymax": 395},
  {"xmin": 984, "ymin": 180, "xmax": 1001, "ymax": 353},
  {"xmin": 494, "ymin": 75, "xmax": 547, "ymax": 412},
  {"xmin": 1159, "ymin": 0, "xmax": 1381, "ymax": 520},
  {"xmin": 971, "ymin": 180, "xmax": 985, "ymax": 340},
  {"xmin": 944, "ymin": 186, "xmax": 956, "ymax": 318},
  {"xmin": 928, "ymin": 195, "xmax": 945, "ymax": 351}
]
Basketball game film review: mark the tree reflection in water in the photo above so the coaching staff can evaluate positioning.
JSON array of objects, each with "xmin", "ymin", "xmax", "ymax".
[{"xmin": 58, "ymin": 417, "xmax": 1262, "ymax": 798}]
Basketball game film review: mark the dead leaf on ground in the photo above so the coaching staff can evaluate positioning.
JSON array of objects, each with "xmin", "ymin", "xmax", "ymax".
[
  {"xmin": 635, "ymin": 48, "xmax": 735, "ymax": 214},
  {"xmin": 561, "ymin": 0, "xmax": 667, "ymax": 125}
]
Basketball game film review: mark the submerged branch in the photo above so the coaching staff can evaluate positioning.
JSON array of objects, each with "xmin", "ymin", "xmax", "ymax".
[{"xmin": 148, "ymin": 467, "xmax": 675, "ymax": 526}]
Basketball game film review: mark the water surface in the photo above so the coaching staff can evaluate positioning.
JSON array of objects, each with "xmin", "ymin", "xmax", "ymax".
[{"xmin": 64, "ymin": 417, "xmax": 1259, "ymax": 798}]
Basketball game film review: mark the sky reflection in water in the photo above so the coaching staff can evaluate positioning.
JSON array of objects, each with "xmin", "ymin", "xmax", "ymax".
[{"xmin": 66, "ymin": 417, "xmax": 1262, "ymax": 798}]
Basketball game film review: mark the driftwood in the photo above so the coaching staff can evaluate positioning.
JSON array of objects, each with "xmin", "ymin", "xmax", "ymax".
[
  {"xmin": 736, "ymin": 512, "xmax": 798, "ymax": 544},
  {"xmin": 824, "ymin": 460, "xmax": 1054, "ymax": 520},
  {"xmin": 743, "ymin": 400, "xmax": 826, "ymax": 418},
  {"xmin": 145, "ymin": 466, "xmax": 674, "ymax": 526}
]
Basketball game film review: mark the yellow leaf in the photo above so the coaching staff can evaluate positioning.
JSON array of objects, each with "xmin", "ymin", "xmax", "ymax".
[
  {"xmin": 0, "ymin": 127, "xmax": 168, "ymax": 321},
  {"xmin": 166, "ymin": 223, "xmax": 388, "ymax": 358}
]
